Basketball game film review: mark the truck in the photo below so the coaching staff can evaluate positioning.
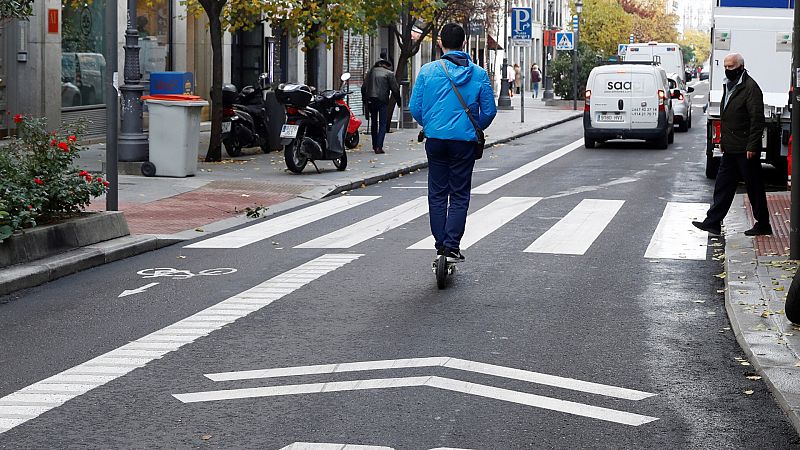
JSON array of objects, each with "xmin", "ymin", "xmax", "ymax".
[
  {"xmin": 624, "ymin": 42, "xmax": 688, "ymax": 82},
  {"xmin": 705, "ymin": 0, "xmax": 793, "ymax": 179}
]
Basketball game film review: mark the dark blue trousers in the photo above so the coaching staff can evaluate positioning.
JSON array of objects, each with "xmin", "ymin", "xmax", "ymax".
[
  {"xmin": 425, "ymin": 138, "xmax": 476, "ymax": 251},
  {"xmin": 368, "ymin": 99, "xmax": 388, "ymax": 150},
  {"xmin": 705, "ymin": 152, "xmax": 770, "ymax": 226}
]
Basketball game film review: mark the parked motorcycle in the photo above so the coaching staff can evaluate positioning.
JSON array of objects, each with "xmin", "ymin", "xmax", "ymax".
[
  {"xmin": 276, "ymin": 73, "xmax": 357, "ymax": 173},
  {"xmin": 220, "ymin": 73, "xmax": 284, "ymax": 157}
]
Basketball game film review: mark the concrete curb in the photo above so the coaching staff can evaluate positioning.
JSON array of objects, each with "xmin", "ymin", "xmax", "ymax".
[
  {"xmin": 0, "ymin": 235, "xmax": 179, "ymax": 296},
  {"xmin": 0, "ymin": 113, "xmax": 581, "ymax": 298},
  {"xmin": 724, "ymin": 194, "xmax": 800, "ymax": 435}
]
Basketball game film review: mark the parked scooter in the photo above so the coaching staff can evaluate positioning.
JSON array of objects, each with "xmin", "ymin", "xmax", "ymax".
[
  {"xmin": 276, "ymin": 73, "xmax": 357, "ymax": 173},
  {"xmin": 220, "ymin": 73, "xmax": 283, "ymax": 157}
]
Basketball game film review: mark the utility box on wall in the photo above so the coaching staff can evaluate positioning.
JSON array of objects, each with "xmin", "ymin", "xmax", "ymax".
[{"xmin": 149, "ymin": 72, "xmax": 194, "ymax": 95}]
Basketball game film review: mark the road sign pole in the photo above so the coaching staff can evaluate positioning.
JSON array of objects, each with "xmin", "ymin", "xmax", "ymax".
[
  {"xmin": 521, "ymin": 49, "xmax": 525, "ymax": 123},
  {"xmin": 572, "ymin": 15, "xmax": 579, "ymax": 111},
  {"xmin": 543, "ymin": 0, "xmax": 555, "ymax": 101}
]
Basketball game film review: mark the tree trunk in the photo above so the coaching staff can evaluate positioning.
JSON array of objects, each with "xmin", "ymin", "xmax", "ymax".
[{"xmin": 205, "ymin": 11, "xmax": 224, "ymax": 162}]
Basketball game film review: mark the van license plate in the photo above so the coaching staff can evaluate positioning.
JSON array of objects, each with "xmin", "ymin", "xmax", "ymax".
[
  {"xmin": 221, "ymin": 122, "xmax": 231, "ymax": 133},
  {"xmin": 597, "ymin": 114, "xmax": 624, "ymax": 123},
  {"xmin": 280, "ymin": 124, "xmax": 299, "ymax": 138}
]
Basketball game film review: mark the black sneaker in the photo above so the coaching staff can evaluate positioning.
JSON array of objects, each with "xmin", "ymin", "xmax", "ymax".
[
  {"xmin": 446, "ymin": 248, "xmax": 465, "ymax": 262},
  {"xmin": 692, "ymin": 221, "xmax": 721, "ymax": 236},
  {"xmin": 744, "ymin": 222, "xmax": 773, "ymax": 236}
]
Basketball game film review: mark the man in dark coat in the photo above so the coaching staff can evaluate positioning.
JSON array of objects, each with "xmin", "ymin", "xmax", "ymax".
[
  {"xmin": 361, "ymin": 59, "xmax": 400, "ymax": 154},
  {"xmin": 693, "ymin": 53, "xmax": 771, "ymax": 236}
]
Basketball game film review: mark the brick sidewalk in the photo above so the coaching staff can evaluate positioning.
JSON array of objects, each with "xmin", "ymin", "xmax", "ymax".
[{"xmin": 745, "ymin": 193, "xmax": 791, "ymax": 257}]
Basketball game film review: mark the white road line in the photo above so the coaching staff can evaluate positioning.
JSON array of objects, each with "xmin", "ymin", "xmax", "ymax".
[
  {"xmin": 0, "ymin": 254, "xmax": 361, "ymax": 436},
  {"xmin": 173, "ymin": 376, "xmax": 658, "ymax": 427},
  {"xmin": 644, "ymin": 202, "xmax": 709, "ymax": 260},
  {"xmin": 296, "ymin": 197, "xmax": 429, "ymax": 249},
  {"xmin": 693, "ymin": 95, "xmax": 704, "ymax": 99},
  {"xmin": 280, "ymin": 444, "xmax": 393, "ymax": 450},
  {"xmin": 408, "ymin": 197, "xmax": 542, "ymax": 250},
  {"xmin": 185, "ymin": 196, "xmax": 379, "ymax": 249},
  {"xmin": 524, "ymin": 199, "xmax": 625, "ymax": 255},
  {"xmin": 205, "ymin": 356, "xmax": 654, "ymax": 401},
  {"xmin": 472, "ymin": 139, "xmax": 584, "ymax": 194}
]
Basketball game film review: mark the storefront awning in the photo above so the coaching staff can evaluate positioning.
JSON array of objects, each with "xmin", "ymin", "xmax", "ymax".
[{"xmin": 487, "ymin": 34, "xmax": 502, "ymax": 51}]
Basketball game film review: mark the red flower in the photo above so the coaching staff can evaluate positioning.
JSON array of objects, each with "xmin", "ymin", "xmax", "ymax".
[
  {"xmin": 50, "ymin": 139, "xmax": 57, "ymax": 147},
  {"xmin": 58, "ymin": 142, "xmax": 68, "ymax": 151},
  {"xmin": 27, "ymin": 205, "xmax": 33, "ymax": 210},
  {"xmin": 84, "ymin": 175, "xmax": 92, "ymax": 182},
  {"xmin": 78, "ymin": 170, "xmax": 88, "ymax": 177},
  {"xmin": 68, "ymin": 135, "xmax": 77, "ymax": 143},
  {"xmin": 34, "ymin": 178, "xmax": 43, "ymax": 185},
  {"xmin": 13, "ymin": 114, "xmax": 23, "ymax": 124},
  {"xmin": 103, "ymin": 181, "xmax": 110, "ymax": 187},
  {"xmin": 95, "ymin": 176, "xmax": 103, "ymax": 183}
]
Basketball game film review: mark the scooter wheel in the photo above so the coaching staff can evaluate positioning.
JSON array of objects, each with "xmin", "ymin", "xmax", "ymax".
[
  {"xmin": 436, "ymin": 255, "xmax": 448, "ymax": 290},
  {"xmin": 284, "ymin": 140, "xmax": 308, "ymax": 174},
  {"xmin": 333, "ymin": 150, "xmax": 347, "ymax": 171},
  {"xmin": 141, "ymin": 161, "xmax": 156, "ymax": 177},
  {"xmin": 224, "ymin": 140, "xmax": 243, "ymax": 157},
  {"xmin": 344, "ymin": 132, "xmax": 359, "ymax": 149}
]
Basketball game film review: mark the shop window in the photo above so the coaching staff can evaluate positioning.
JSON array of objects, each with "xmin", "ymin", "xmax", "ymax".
[
  {"xmin": 136, "ymin": 0, "xmax": 171, "ymax": 81},
  {"xmin": 61, "ymin": 0, "xmax": 106, "ymax": 108}
]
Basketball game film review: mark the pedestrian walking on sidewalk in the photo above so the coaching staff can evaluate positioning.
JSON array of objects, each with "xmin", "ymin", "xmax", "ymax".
[
  {"xmin": 692, "ymin": 53, "xmax": 772, "ymax": 237},
  {"xmin": 410, "ymin": 23, "xmax": 497, "ymax": 261},
  {"xmin": 506, "ymin": 63, "xmax": 515, "ymax": 97},
  {"xmin": 514, "ymin": 63, "xmax": 522, "ymax": 95},
  {"xmin": 362, "ymin": 59, "xmax": 400, "ymax": 154},
  {"xmin": 530, "ymin": 64, "xmax": 541, "ymax": 98}
]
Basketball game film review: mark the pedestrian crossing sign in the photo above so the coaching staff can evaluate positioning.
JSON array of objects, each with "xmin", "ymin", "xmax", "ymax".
[{"xmin": 555, "ymin": 32, "xmax": 574, "ymax": 51}]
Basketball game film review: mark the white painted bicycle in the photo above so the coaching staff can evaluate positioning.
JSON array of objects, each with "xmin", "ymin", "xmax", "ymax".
[{"xmin": 137, "ymin": 267, "xmax": 237, "ymax": 280}]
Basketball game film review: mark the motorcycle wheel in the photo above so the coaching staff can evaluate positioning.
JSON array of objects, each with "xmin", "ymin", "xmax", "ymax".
[
  {"xmin": 284, "ymin": 137, "xmax": 308, "ymax": 174},
  {"xmin": 223, "ymin": 133, "xmax": 243, "ymax": 157},
  {"xmin": 344, "ymin": 132, "xmax": 359, "ymax": 149},
  {"xmin": 333, "ymin": 150, "xmax": 348, "ymax": 171}
]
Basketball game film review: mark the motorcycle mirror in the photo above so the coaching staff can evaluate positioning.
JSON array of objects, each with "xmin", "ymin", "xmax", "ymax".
[{"xmin": 340, "ymin": 73, "xmax": 351, "ymax": 82}]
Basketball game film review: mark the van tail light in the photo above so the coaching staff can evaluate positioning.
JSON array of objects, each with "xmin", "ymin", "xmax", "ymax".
[
  {"xmin": 584, "ymin": 90, "xmax": 591, "ymax": 112},
  {"xmin": 657, "ymin": 90, "xmax": 666, "ymax": 112},
  {"xmin": 223, "ymin": 107, "xmax": 235, "ymax": 118},
  {"xmin": 711, "ymin": 120, "xmax": 721, "ymax": 144},
  {"xmin": 679, "ymin": 93, "xmax": 685, "ymax": 101},
  {"xmin": 286, "ymin": 106, "xmax": 299, "ymax": 115}
]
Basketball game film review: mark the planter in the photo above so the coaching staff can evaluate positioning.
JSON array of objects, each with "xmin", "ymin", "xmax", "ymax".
[{"xmin": 0, "ymin": 211, "xmax": 130, "ymax": 268}]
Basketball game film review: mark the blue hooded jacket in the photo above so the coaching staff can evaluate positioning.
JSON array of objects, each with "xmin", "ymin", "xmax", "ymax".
[{"xmin": 410, "ymin": 51, "xmax": 497, "ymax": 142}]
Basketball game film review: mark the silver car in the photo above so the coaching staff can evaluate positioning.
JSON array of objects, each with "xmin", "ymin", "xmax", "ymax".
[{"xmin": 668, "ymin": 74, "xmax": 694, "ymax": 132}]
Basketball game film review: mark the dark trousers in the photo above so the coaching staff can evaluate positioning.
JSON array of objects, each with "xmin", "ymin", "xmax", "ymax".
[
  {"xmin": 368, "ymin": 99, "xmax": 388, "ymax": 150},
  {"xmin": 426, "ymin": 138, "xmax": 476, "ymax": 251},
  {"xmin": 705, "ymin": 152, "xmax": 770, "ymax": 226}
]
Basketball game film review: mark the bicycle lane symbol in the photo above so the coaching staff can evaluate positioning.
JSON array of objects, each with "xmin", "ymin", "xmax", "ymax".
[{"xmin": 118, "ymin": 268, "xmax": 238, "ymax": 297}]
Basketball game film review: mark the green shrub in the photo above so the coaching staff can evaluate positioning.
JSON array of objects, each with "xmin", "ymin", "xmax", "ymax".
[{"xmin": 0, "ymin": 114, "xmax": 108, "ymax": 242}]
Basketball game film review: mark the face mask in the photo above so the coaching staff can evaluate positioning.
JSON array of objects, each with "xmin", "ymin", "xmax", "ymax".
[{"xmin": 725, "ymin": 66, "xmax": 744, "ymax": 81}]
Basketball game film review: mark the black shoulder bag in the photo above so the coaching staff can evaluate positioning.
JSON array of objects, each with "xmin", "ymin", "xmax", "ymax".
[{"xmin": 438, "ymin": 60, "xmax": 486, "ymax": 160}]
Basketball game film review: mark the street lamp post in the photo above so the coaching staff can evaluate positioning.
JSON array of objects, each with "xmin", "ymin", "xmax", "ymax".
[
  {"xmin": 542, "ymin": 0, "xmax": 555, "ymax": 101},
  {"xmin": 571, "ymin": 1, "xmax": 582, "ymax": 111},
  {"xmin": 118, "ymin": 0, "xmax": 149, "ymax": 161},
  {"xmin": 497, "ymin": 0, "xmax": 512, "ymax": 109}
]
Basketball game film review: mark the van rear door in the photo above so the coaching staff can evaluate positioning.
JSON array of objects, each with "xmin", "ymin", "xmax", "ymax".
[
  {"xmin": 628, "ymin": 72, "xmax": 660, "ymax": 130},
  {"xmin": 590, "ymin": 69, "xmax": 632, "ymax": 130}
]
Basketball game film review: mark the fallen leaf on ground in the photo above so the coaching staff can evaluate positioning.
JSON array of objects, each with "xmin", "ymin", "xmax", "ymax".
[
  {"xmin": 201, "ymin": 434, "xmax": 212, "ymax": 440},
  {"xmin": 744, "ymin": 390, "xmax": 754, "ymax": 395},
  {"xmin": 177, "ymin": 255, "xmax": 186, "ymax": 259},
  {"xmin": 746, "ymin": 375, "xmax": 762, "ymax": 380}
]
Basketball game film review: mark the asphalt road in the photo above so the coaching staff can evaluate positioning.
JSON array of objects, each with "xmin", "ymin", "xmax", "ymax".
[{"xmin": 2, "ymin": 85, "xmax": 799, "ymax": 449}]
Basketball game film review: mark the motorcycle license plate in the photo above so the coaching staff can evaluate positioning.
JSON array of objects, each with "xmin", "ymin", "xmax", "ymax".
[
  {"xmin": 280, "ymin": 124, "xmax": 299, "ymax": 138},
  {"xmin": 222, "ymin": 121, "xmax": 231, "ymax": 133}
]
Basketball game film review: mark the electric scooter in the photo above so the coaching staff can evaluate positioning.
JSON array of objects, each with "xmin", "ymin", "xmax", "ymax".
[{"xmin": 433, "ymin": 255, "xmax": 457, "ymax": 289}]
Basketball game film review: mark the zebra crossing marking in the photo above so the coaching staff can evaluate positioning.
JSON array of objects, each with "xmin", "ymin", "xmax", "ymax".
[
  {"xmin": 644, "ymin": 202, "xmax": 710, "ymax": 260},
  {"xmin": 524, "ymin": 199, "xmax": 625, "ymax": 255},
  {"xmin": 185, "ymin": 196, "xmax": 379, "ymax": 249},
  {"xmin": 408, "ymin": 197, "xmax": 541, "ymax": 250},
  {"xmin": 296, "ymin": 197, "xmax": 429, "ymax": 249},
  {"xmin": 472, "ymin": 139, "xmax": 584, "ymax": 194}
]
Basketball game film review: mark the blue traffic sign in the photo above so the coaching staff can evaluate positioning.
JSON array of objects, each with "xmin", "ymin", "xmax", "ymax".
[
  {"xmin": 511, "ymin": 8, "xmax": 533, "ymax": 40},
  {"xmin": 572, "ymin": 15, "xmax": 579, "ymax": 31},
  {"xmin": 555, "ymin": 31, "xmax": 574, "ymax": 51},
  {"xmin": 618, "ymin": 44, "xmax": 628, "ymax": 56},
  {"xmin": 629, "ymin": 34, "xmax": 634, "ymax": 44}
]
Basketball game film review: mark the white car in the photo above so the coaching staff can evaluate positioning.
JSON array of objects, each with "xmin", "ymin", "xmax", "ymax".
[
  {"xmin": 668, "ymin": 74, "xmax": 694, "ymax": 132},
  {"xmin": 583, "ymin": 63, "xmax": 675, "ymax": 149}
]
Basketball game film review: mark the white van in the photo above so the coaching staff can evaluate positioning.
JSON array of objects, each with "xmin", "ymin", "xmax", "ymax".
[
  {"xmin": 625, "ymin": 42, "xmax": 688, "ymax": 82},
  {"xmin": 583, "ymin": 64, "xmax": 675, "ymax": 149}
]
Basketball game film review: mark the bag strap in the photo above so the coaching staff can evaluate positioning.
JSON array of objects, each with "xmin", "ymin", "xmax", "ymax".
[{"xmin": 438, "ymin": 60, "xmax": 481, "ymax": 134}]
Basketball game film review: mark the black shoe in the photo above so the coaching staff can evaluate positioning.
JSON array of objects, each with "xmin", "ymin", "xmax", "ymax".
[
  {"xmin": 445, "ymin": 248, "xmax": 465, "ymax": 262},
  {"xmin": 692, "ymin": 220, "xmax": 721, "ymax": 236},
  {"xmin": 744, "ymin": 223, "xmax": 773, "ymax": 236}
]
